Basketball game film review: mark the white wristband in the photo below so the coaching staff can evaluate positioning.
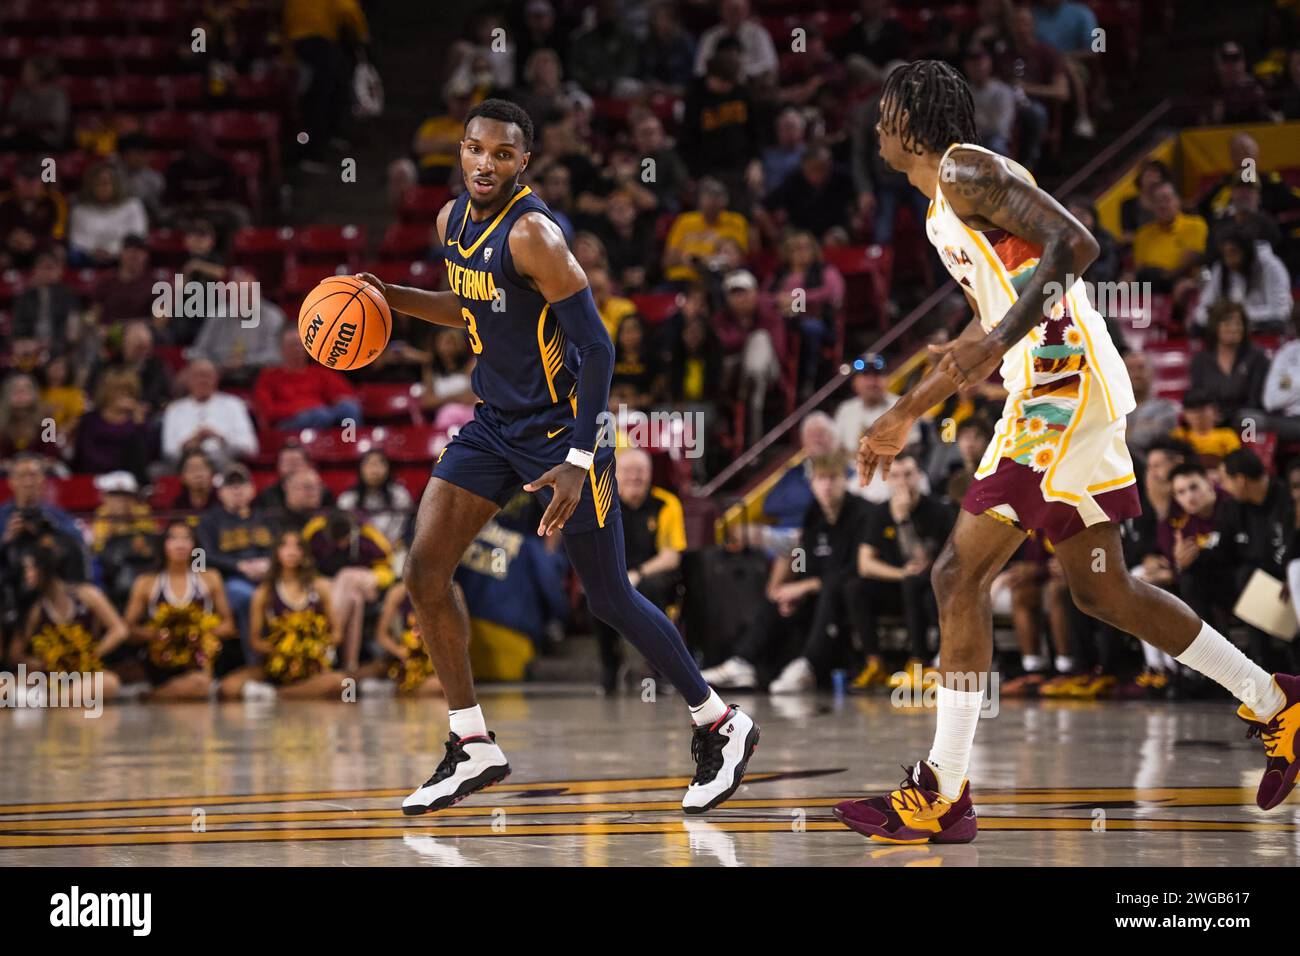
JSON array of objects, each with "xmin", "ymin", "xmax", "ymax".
[{"xmin": 565, "ymin": 447, "xmax": 595, "ymax": 470}]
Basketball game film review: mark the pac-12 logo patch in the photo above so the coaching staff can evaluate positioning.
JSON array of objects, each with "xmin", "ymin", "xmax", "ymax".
[{"xmin": 483, "ymin": 246, "xmax": 493, "ymax": 263}]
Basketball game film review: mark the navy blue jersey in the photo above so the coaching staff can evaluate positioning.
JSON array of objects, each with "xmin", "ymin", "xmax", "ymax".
[{"xmin": 442, "ymin": 185, "xmax": 579, "ymax": 414}]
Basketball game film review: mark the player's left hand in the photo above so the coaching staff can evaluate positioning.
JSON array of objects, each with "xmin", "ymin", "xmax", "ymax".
[
  {"xmin": 928, "ymin": 337, "xmax": 1002, "ymax": 389},
  {"xmin": 525, "ymin": 463, "xmax": 587, "ymax": 536}
]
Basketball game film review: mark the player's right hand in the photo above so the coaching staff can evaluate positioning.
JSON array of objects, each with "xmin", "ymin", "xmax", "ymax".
[
  {"xmin": 355, "ymin": 272, "xmax": 387, "ymax": 297},
  {"xmin": 858, "ymin": 407, "xmax": 914, "ymax": 485}
]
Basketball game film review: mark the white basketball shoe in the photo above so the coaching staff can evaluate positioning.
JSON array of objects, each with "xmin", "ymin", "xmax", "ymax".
[
  {"xmin": 682, "ymin": 705, "xmax": 760, "ymax": 814},
  {"xmin": 402, "ymin": 731, "xmax": 511, "ymax": 816}
]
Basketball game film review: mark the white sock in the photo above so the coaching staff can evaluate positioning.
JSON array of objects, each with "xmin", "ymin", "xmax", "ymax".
[
  {"xmin": 689, "ymin": 687, "xmax": 729, "ymax": 726},
  {"xmin": 927, "ymin": 684, "xmax": 984, "ymax": 800},
  {"xmin": 448, "ymin": 704, "xmax": 489, "ymax": 740},
  {"xmin": 1054, "ymin": 655, "xmax": 1074, "ymax": 674},
  {"xmin": 1174, "ymin": 621, "xmax": 1284, "ymax": 719},
  {"xmin": 1022, "ymin": 654, "xmax": 1045, "ymax": 673}
]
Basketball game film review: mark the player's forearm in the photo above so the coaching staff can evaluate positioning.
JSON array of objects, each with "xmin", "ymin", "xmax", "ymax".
[
  {"xmin": 381, "ymin": 285, "xmax": 464, "ymax": 329},
  {"xmin": 896, "ymin": 363, "xmax": 963, "ymax": 419}
]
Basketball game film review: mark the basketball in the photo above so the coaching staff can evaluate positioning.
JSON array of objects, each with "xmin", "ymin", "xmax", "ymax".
[{"xmin": 297, "ymin": 275, "xmax": 391, "ymax": 371}]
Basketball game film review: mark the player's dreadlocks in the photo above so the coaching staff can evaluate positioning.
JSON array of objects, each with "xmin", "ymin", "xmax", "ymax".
[{"xmin": 879, "ymin": 60, "xmax": 978, "ymax": 156}]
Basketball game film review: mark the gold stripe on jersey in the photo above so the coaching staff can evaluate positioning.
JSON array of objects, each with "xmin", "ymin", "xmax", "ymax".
[
  {"xmin": 452, "ymin": 185, "xmax": 534, "ymax": 257},
  {"xmin": 536, "ymin": 304, "xmax": 567, "ymax": 403},
  {"xmin": 589, "ymin": 460, "xmax": 615, "ymax": 529}
]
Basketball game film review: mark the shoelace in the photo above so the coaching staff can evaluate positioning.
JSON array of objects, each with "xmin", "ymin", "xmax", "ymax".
[
  {"xmin": 1245, "ymin": 721, "xmax": 1282, "ymax": 758},
  {"xmin": 422, "ymin": 736, "xmax": 467, "ymax": 786},
  {"xmin": 888, "ymin": 764, "xmax": 933, "ymax": 816},
  {"xmin": 690, "ymin": 724, "xmax": 727, "ymax": 785}
]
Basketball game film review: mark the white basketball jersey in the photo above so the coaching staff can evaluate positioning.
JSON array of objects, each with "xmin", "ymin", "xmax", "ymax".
[{"xmin": 924, "ymin": 143, "xmax": 1135, "ymax": 429}]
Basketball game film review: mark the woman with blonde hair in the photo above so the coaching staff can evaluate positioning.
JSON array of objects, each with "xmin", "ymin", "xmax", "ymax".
[
  {"xmin": 67, "ymin": 162, "xmax": 148, "ymax": 266},
  {"xmin": 72, "ymin": 368, "xmax": 153, "ymax": 476}
]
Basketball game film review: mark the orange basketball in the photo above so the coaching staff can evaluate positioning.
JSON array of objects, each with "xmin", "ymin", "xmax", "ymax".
[{"xmin": 297, "ymin": 275, "xmax": 391, "ymax": 371}]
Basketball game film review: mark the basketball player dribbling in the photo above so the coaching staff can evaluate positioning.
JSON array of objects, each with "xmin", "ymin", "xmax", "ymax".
[
  {"xmin": 356, "ymin": 99, "xmax": 759, "ymax": 816},
  {"xmin": 833, "ymin": 61, "xmax": 1299, "ymax": 843}
]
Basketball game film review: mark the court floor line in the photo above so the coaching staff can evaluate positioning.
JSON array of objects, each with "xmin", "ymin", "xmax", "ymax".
[
  {"xmin": 0, "ymin": 770, "xmax": 839, "ymax": 816},
  {"xmin": 1, "ymin": 789, "xmax": 1288, "ymax": 833},
  {"xmin": 0, "ymin": 815, "xmax": 1294, "ymax": 850}
]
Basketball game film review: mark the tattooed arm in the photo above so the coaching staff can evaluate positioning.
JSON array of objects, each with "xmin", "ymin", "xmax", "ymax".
[
  {"xmin": 858, "ymin": 149, "xmax": 1097, "ymax": 484},
  {"xmin": 920, "ymin": 148, "xmax": 1099, "ymax": 397}
]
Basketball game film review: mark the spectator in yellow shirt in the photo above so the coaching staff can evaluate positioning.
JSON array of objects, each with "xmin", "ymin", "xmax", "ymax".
[
  {"xmin": 588, "ymin": 265, "xmax": 638, "ymax": 340},
  {"xmin": 1132, "ymin": 181, "xmax": 1208, "ymax": 292},
  {"xmin": 662, "ymin": 177, "xmax": 749, "ymax": 283},
  {"xmin": 1169, "ymin": 390, "xmax": 1242, "ymax": 466}
]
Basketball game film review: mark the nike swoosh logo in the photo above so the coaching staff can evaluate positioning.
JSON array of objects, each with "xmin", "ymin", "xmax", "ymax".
[{"xmin": 546, "ymin": 427, "xmax": 568, "ymax": 439}]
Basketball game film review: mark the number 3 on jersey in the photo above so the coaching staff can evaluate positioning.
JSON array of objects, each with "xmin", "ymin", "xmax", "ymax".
[{"xmin": 461, "ymin": 306, "xmax": 483, "ymax": 354}]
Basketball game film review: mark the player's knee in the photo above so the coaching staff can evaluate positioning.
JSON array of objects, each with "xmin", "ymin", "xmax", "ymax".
[
  {"xmin": 584, "ymin": 578, "xmax": 636, "ymax": 628},
  {"xmin": 403, "ymin": 541, "xmax": 454, "ymax": 604},
  {"xmin": 931, "ymin": 547, "xmax": 970, "ymax": 607},
  {"xmin": 1069, "ymin": 574, "xmax": 1130, "ymax": 626}
]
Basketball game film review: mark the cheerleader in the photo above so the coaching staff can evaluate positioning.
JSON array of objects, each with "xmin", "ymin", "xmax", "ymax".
[
  {"xmin": 14, "ymin": 547, "xmax": 127, "ymax": 701},
  {"xmin": 218, "ymin": 529, "xmax": 348, "ymax": 700},
  {"xmin": 123, "ymin": 521, "xmax": 235, "ymax": 700},
  {"xmin": 360, "ymin": 581, "xmax": 444, "ymax": 696}
]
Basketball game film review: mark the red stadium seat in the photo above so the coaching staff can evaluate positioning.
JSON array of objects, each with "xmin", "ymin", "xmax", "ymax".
[
  {"xmin": 114, "ymin": 36, "xmax": 183, "ymax": 74},
  {"xmin": 51, "ymin": 475, "xmax": 102, "ymax": 512},
  {"xmin": 378, "ymin": 223, "xmax": 435, "ymax": 260},
  {"xmin": 229, "ymin": 72, "xmax": 289, "ymax": 108},
  {"xmin": 250, "ymin": 428, "xmax": 288, "ymax": 468},
  {"xmin": 356, "ymin": 259, "xmax": 441, "ymax": 290},
  {"xmin": 394, "ymin": 466, "xmax": 431, "ymax": 501},
  {"xmin": 52, "ymin": 36, "xmax": 118, "ymax": 76},
  {"xmin": 294, "ymin": 224, "xmax": 366, "ymax": 270},
  {"xmin": 399, "ymin": 186, "xmax": 452, "ymax": 223},
  {"xmin": 208, "ymin": 111, "xmax": 281, "ymax": 174},
  {"xmin": 142, "ymin": 111, "xmax": 198, "ymax": 149},
  {"xmin": 823, "ymin": 243, "xmax": 893, "ymax": 327},
  {"xmin": 149, "ymin": 474, "xmax": 180, "ymax": 509},
  {"xmin": 118, "ymin": 0, "xmax": 185, "ymax": 36},
  {"xmin": 296, "ymin": 428, "xmax": 367, "ymax": 465},
  {"xmin": 320, "ymin": 468, "xmax": 358, "ymax": 497},
  {"xmin": 232, "ymin": 226, "xmax": 295, "ymax": 293},
  {"xmin": 358, "ymin": 382, "xmax": 424, "ymax": 424},
  {"xmin": 62, "ymin": 76, "xmax": 112, "ymax": 111},
  {"xmin": 108, "ymin": 75, "xmax": 173, "ymax": 110},
  {"xmin": 381, "ymin": 424, "xmax": 449, "ymax": 464},
  {"xmin": 630, "ymin": 292, "xmax": 679, "ymax": 324},
  {"xmin": 225, "ymin": 149, "xmax": 264, "ymax": 212}
]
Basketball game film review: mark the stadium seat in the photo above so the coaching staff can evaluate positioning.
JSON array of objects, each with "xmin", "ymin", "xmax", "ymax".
[
  {"xmin": 380, "ymin": 424, "xmax": 449, "ymax": 464},
  {"xmin": 394, "ymin": 466, "xmax": 431, "ymax": 501},
  {"xmin": 52, "ymin": 36, "xmax": 118, "ymax": 76},
  {"xmin": 142, "ymin": 111, "xmax": 198, "ymax": 149},
  {"xmin": 229, "ymin": 72, "xmax": 289, "ymax": 109},
  {"xmin": 356, "ymin": 258, "xmax": 441, "ymax": 290},
  {"xmin": 824, "ymin": 243, "xmax": 893, "ymax": 327},
  {"xmin": 62, "ymin": 76, "xmax": 112, "ymax": 112},
  {"xmin": 294, "ymin": 224, "xmax": 367, "ymax": 271},
  {"xmin": 630, "ymin": 292, "xmax": 679, "ymax": 325},
  {"xmin": 320, "ymin": 468, "xmax": 358, "ymax": 498},
  {"xmin": 149, "ymin": 474, "xmax": 180, "ymax": 510},
  {"xmin": 232, "ymin": 226, "xmax": 295, "ymax": 293},
  {"xmin": 114, "ymin": 36, "xmax": 183, "ymax": 74},
  {"xmin": 359, "ymin": 382, "xmax": 425, "ymax": 424},
  {"xmin": 108, "ymin": 75, "xmax": 173, "ymax": 110},
  {"xmin": 378, "ymin": 223, "xmax": 435, "ymax": 260},
  {"xmin": 209, "ymin": 110, "xmax": 281, "ymax": 177},
  {"xmin": 51, "ymin": 475, "xmax": 102, "ymax": 512},
  {"xmin": 398, "ymin": 185, "xmax": 451, "ymax": 223}
]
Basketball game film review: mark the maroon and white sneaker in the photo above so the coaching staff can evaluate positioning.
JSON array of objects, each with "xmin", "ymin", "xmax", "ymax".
[
  {"xmin": 834, "ymin": 761, "xmax": 978, "ymax": 844},
  {"xmin": 1238, "ymin": 673, "xmax": 1300, "ymax": 811}
]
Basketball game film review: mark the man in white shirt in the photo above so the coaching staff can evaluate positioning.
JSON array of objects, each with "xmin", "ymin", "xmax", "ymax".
[
  {"xmin": 692, "ymin": 0, "xmax": 778, "ymax": 85},
  {"xmin": 161, "ymin": 358, "xmax": 259, "ymax": 466},
  {"xmin": 833, "ymin": 364, "xmax": 921, "ymax": 454},
  {"xmin": 1262, "ymin": 313, "xmax": 1300, "ymax": 439}
]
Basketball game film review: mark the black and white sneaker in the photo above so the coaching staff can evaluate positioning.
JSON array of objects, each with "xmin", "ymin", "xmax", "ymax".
[
  {"xmin": 682, "ymin": 706, "xmax": 759, "ymax": 813},
  {"xmin": 402, "ymin": 731, "xmax": 511, "ymax": 816}
]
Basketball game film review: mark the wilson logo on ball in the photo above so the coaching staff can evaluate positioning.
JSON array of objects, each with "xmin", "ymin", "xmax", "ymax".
[{"xmin": 324, "ymin": 322, "xmax": 358, "ymax": 367}]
